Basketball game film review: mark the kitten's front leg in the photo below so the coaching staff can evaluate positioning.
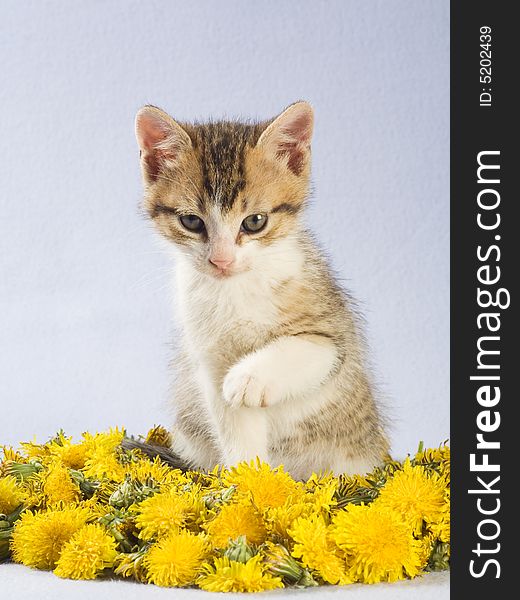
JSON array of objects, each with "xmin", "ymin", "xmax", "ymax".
[
  {"xmin": 223, "ymin": 335, "xmax": 337, "ymax": 409},
  {"xmin": 198, "ymin": 368, "xmax": 270, "ymax": 466},
  {"xmin": 219, "ymin": 406, "xmax": 269, "ymax": 466}
]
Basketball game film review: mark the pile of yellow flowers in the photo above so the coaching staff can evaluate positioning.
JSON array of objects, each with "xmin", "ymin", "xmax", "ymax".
[{"xmin": 0, "ymin": 426, "xmax": 450, "ymax": 591}]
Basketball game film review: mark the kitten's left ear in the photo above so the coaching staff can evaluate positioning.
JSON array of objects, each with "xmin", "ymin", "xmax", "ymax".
[{"xmin": 257, "ymin": 101, "xmax": 314, "ymax": 176}]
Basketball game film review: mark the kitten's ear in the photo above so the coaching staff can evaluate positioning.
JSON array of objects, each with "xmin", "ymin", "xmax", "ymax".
[
  {"xmin": 257, "ymin": 101, "xmax": 314, "ymax": 176},
  {"xmin": 135, "ymin": 106, "xmax": 192, "ymax": 184}
]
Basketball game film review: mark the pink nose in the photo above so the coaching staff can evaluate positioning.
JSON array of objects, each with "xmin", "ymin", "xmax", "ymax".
[{"xmin": 209, "ymin": 257, "xmax": 234, "ymax": 270}]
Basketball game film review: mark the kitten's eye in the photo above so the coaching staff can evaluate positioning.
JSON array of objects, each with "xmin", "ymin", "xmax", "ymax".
[
  {"xmin": 179, "ymin": 214, "xmax": 205, "ymax": 233},
  {"xmin": 241, "ymin": 214, "xmax": 268, "ymax": 233}
]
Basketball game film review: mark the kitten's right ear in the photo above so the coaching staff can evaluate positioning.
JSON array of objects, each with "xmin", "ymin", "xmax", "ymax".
[{"xmin": 135, "ymin": 106, "xmax": 192, "ymax": 184}]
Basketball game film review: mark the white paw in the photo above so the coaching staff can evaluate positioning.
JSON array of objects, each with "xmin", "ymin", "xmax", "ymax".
[{"xmin": 222, "ymin": 357, "xmax": 284, "ymax": 408}]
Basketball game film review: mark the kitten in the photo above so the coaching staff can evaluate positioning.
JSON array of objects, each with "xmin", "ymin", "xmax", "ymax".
[{"xmin": 133, "ymin": 101, "xmax": 389, "ymax": 480}]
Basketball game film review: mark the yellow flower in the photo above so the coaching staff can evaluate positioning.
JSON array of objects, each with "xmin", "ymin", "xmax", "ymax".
[
  {"xmin": 334, "ymin": 472, "xmax": 375, "ymax": 507},
  {"xmin": 48, "ymin": 437, "xmax": 89, "ymax": 470},
  {"xmin": 375, "ymin": 459, "xmax": 447, "ymax": 534},
  {"xmin": 304, "ymin": 473, "xmax": 338, "ymax": 512},
  {"xmin": 83, "ymin": 427, "xmax": 125, "ymax": 451},
  {"xmin": 145, "ymin": 425, "xmax": 172, "ymax": 447},
  {"xmin": 261, "ymin": 541, "xmax": 317, "ymax": 586},
  {"xmin": 415, "ymin": 444, "xmax": 450, "ymax": 482},
  {"xmin": 134, "ymin": 488, "xmax": 203, "ymax": 540},
  {"xmin": 0, "ymin": 475, "xmax": 26, "ymax": 514},
  {"xmin": 331, "ymin": 504, "xmax": 423, "ymax": 583},
  {"xmin": 128, "ymin": 456, "xmax": 185, "ymax": 489},
  {"xmin": 203, "ymin": 501, "xmax": 266, "ymax": 547},
  {"xmin": 3, "ymin": 428, "xmax": 450, "ymax": 588},
  {"xmin": 428, "ymin": 489, "xmax": 450, "ymax": 542},
  {"xmin": 54, "ymin": 524, "xmax": 117, "ymax": 579},
  {"xmin": 1, "ymin": 446, "xmax": 26, "ymax": 465},
  {"xmin": 198, "ymin": 555, "xmax": 283, "ymax": 593},
  {"xmin": 19, "ymin": 439, "xmax": 48, "ymax": 461},
  {"xmin": 265, "ymin": 500, "xmax": 311, "ymax": 540},
  {"xmin": 289, "ymin": 514, "xmax": 350, "ymax": 585},
  {"xmin": 114, "ymin": 548, "xmax": 148, "ymax": 583},
  {"xmin": 223, "ymin": 460, "xmax": 303, "ymax": 511},
  {"xmin": 42, "ymin": 460, "xmax": 81, "ymax": 506},
  {"xmin": 418, "ymin": 532, "xmax": 436, "ymax": 569},
  {"xmin": 11, "ymin": 505, "xmax": 91, "ymax": 569},
  {"xmin": 83, "ymin": 451, "xmax": 126, "ymax": 482},
  {"xmin": 82, "ymin": 428, "xmax": 126, "ymax": 481},
  {"xmin": 144, "ymin": 530, "xmax": 209, "ymax": 587}
]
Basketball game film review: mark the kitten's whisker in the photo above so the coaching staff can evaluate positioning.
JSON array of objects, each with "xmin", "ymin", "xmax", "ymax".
[
  {"xmin": 108, "ymin": 224, "xmax": 150, "ymax": 247},
  {"xmin": 131, "ymin": 277, "xmax": 172, "ymax": 294},
  {"xmin": 131, "ymin": 265, "xmax": 173, "ymax": 286}
]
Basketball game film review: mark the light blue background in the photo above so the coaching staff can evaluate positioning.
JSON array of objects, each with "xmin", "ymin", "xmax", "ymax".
[{"xmin": 0, "ymin": 0, "xmax": 449, "ymax": 457}]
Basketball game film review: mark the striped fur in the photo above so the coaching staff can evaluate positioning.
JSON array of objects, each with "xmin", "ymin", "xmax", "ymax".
[{"xmin": 135, "ymin": 102, "xmax": 389, "ymax": 479}]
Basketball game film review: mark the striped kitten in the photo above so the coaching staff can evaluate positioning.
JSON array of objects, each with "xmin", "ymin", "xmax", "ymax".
[{"xmin": 134, "ymin": 101, "xmax": 389, "ymax": 479}]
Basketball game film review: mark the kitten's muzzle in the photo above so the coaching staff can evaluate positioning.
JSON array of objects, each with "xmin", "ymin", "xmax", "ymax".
[{"xmin": 209, "ymin": 256, "xmax": 235, "ymax": 271}]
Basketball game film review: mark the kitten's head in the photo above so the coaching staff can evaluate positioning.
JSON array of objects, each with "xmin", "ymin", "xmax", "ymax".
[{"xmin": 135, "ymin": 102, "xmax": 313, "ymax": 278}]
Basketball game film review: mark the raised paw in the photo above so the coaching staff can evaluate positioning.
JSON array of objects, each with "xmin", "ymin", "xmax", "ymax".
[{"xmin": 222, "ymin": 358, "xmax": 283, "ymax": 408}]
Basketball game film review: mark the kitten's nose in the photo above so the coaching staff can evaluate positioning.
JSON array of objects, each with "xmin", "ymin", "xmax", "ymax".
[{"xmin": 209, "ymin": 257, "xmax": 234, "ymax": 270}]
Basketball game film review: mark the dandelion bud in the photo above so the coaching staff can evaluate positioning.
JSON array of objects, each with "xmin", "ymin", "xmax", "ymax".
[
  {"xmin": 262, "ymin": 542, "xmax": 317, "ymax": 586},
  {"xmin": 224, "ymin": 535, "xmax": 256, "ymax": 563}
]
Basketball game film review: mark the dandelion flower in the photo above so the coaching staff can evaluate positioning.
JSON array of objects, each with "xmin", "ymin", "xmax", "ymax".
[
  {"xmin": 198, "ymin": 555, "xmax": 283, "ymax": 593},
  {"xmin": 204, "ymin": 501, "xmax": 266, "ymax": 547},
  {"xmin": 2, "ymin": 427, "xmax": 450, "ymax": 588},
  {"xmin": 134, "ymin": 488, "xmax": 202, "ymax": 540},
  {"xmin": 289, "ymin": 514, "xmax": 350, "ymax": 585},
  {"xmin": 54, "ymin": 524, "xmax": 117, "ymax": 579},
  {"xmin": 145, "ymin": 425, "xmax": 172, "ymax": 447},
  {"xmin": 11, "ymin": 505, "xmax": 90, "ymax": 569},
  {"xmin": 305, "ymin": 473, "xmax": 338, "ymax": 512},
  {"xmin": 42, "ymin": 460, "xmax": 81, "ymax": 506},
  {"xmin": 114, "ymin": 548, "xmax": 148, "ymax": 583},
  {"xmin": 83, "ymin": 427, "xmax": 125, "ymax": 452},
  {"xmin": 82, "ymin": 428, "xmax": 126, "ymax": 482},
  {"xmin": 128, "ymin": 456, "xmax": 185, "ymax": 489},
  {"xmin": 48, "ymin": 438, "xmax": 89, "ymax": 470},
  {"xmin": 262, "ymin": 541, "xmax": 317, "ymax": 586},
  {"xmin": 265, "ymin": 500, "xmax": 311, "ymax": 540},
  {"xmin": 375, "ymin": 459, "xmax": 446, "ymax": 534},
  {"xmin": 144, "ymin": 530, "xmax": 209, "ymax": 587},
  {"xmin": 415, "ymin": 444, "xmax": 450, "ymax": 481},
  {"xmin": 331, "ymin": 504, "xmax": 423, "ymax": 583},
  {"xmin": 223, "ymin": 460, "xmax": 302, "ymax": 511},
  {"xmin": 334, "ymin": 472, "xmax": 377, "ymax": 508},
  {"xmin": 2, "ymin": 446, "xmax": 26, "ymax": 465},
  {"xmin": 428, "ymin": 489, "xmax": 450, "ymax": 542},
  {"xmin": 0, "ymin": 475, "xmax": 25, "ymax": 514},
  {"xmin": 418, "ymin": 532, "xmax": 436, "ymax": 569},
  {"xmin": 19, "ymin": 439, "xmax": 48, "ymax": 461}
]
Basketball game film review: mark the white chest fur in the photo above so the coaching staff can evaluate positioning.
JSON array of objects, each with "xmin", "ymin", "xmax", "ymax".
[
  {"xmin": 176, "ymin": 263, "xmax": 277, "ymax": 358},
  {"xmin": 173, "ymin": 236, "xmax": 304, "ymax": 370}
]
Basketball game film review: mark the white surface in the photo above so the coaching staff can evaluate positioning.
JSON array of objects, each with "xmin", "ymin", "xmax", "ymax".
[
  {"xmin": 0, "ymin": 564, "xmax": 449, "ymax": 599},
  {"xmin": 0, "ymin": 1, "xmax": 449, "ymax": 457}
]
